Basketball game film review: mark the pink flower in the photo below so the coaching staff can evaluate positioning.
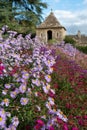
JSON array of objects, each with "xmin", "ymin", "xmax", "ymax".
[
  {"xmin": 78, "ymin": 119, "xmax": 83, "ymax": 126},
  {"xmin": 0, "ymin": 64, "xmax": 5, "ymax": 74},
  {"xmin": 66, "ymin": 103, "xmax": 72, "ymax": 109},
  {"xmin": 9, "ymin": 66, "xmax": 18, "ymax": 75},
  {"xmin": 83, "ymin": 115, "xmax": 87, "ymax": 119},
  {"xmin": 53, "ymin": 84, "xmax": 58, "ymax": 89}
]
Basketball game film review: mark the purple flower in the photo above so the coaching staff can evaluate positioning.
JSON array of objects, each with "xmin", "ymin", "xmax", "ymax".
[
  {"xmin": 5, "ymin": 125, "xmax": 16, "ymax": 130},
  {"xmin": 32, "ymin": 79, "xmax": 41, "ymax": 86},
  {"xmin": 22, "ymin": 71, "xmax": 29, "ymax": 79},
  {"xmin": 45, "ymin": 75, "xmax": 51, "ymax": 82},
  {"xmin": 20, "ymin": 97, "xmax": 29, "ymax": 105},
  {"xmin": 0, "ymin": 108, "xmax": 6, "ymax": 129},
  {"xmin": 19, "ymin": 84, "xmax": 26, "ymax": 93},
  {"xmin": 5, "ymin": 84, "xmax": 11, "ymax": 89},
  {"xmin": 10, "ymin": 88, "xmax": 19, "ymax": 99}
]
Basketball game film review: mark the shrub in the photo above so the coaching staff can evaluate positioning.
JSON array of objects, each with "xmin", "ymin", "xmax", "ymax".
[
  {"xmin": 64, "ymin": 36, "xmax": 76, "ymax": 46},
  {"xmin": 48, "ymin": 39, "xmax": 57, "ymax": 44},
  {"xmin": 76, "ymin": 46, "xmax": 87, "ymax": 54}
]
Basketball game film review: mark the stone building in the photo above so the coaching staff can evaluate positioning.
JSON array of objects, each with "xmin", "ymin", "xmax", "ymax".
[
  {"xmin": 36, "ymin": 11, "xmax": 66, "ymax": 43},
  {"xmin": 68, "ymin": 30, "xmax": 87, "ymax": 46}
]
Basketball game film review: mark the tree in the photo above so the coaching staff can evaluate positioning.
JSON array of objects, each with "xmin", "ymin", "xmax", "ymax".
[
  {"xmin": 13, "ymin": 0, "xmax": 47, "ymax": 20},
  {"xmin": 0, "ymin": 0, "xmax": 47, "ymax": 34},
  {"xmin": 0, "ymin": 1, "xmax": 19, "ymax": 30}
]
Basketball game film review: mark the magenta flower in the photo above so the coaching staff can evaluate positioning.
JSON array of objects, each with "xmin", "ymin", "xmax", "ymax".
[
  {"xmin": 78, "ymin": 119, "xmax": 83, "ymax": 126},
  {"xmin": 48, "ymin": 90, "xmax": 55, "ymax": 98},
  {"xmin": 48, "ymin": 126, "xmax": 55, "ymax": 130},
  {"xmin": 62, "ymin": 123, "xmax": 68, "ymax": 130},
  {"xmin": 72, "ymin": 127, "xmax": 79, "ymax": 130},
  {"xmin": 34, "ymin": 124, "xmax": 41, "ymax": 130},
  {"xmin": 57, "ymin": 117, "xmax": 63, "ymax": 124},
  {"xmin": 83, "ymin": 115, "xmax": 87, "ymax": 119},
  {"xmin": 0, "ymin": 63, "xmax": 5, "ymax": 74},
  {"xmin": 36, "ymin": 119, "xmax": 44, "ymax": 126}
]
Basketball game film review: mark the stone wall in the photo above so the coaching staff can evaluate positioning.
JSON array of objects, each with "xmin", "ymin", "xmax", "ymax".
[{"xmin": 36, "ymin": 28, "xmax": 66, "ymax": 43}]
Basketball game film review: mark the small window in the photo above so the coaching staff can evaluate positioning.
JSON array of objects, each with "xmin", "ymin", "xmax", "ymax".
[
  {"xmin": 41, "ymin": 33, "xmax": 42, "ymax": 37},
  {"xmin": 57, "ymin": 33, "xmax": 58, "ymax": 37}
]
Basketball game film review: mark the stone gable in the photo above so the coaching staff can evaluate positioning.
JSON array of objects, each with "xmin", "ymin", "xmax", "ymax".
[{"xmin": 36, "ymin": 11, "xmax": 66, "ymax": 43}]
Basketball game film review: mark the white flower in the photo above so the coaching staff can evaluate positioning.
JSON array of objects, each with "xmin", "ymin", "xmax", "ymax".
[
  {"xmin": 48, "ymin": 97, "xmax": 55, "ymax": 106},
  {"xmin": 45, "ymin": 102, "xmax": 51, "ymax": 110},
  {"xmin": 43, "ymin": 84, "xmax": 50, "ymax": 94},
  {"xmin": 36, "ymin": 105, "xmax": 41, "ymax": 111},
  {"xmin": 1, "ymin": 98, "xmax": 10, "ymax": 106},
  {"xmin": 12, "ymin": 116, "xmax": 19, "ymax": 127},
  {"xmin": 2, "ymin": 90, "xmax": 8, "ymax": 95},
  {"xmin": 56, "ymin": 109, "xmax": 68, "ymax": 122}
]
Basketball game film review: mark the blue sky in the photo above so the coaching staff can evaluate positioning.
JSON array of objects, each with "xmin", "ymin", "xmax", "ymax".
[{"xmin": 42, "ymin": 0, "xmax": 87, "ymax": 35}]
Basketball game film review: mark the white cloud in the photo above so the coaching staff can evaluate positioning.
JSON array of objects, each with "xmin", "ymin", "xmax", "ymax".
[
  {"xmin": 83, "ymin": 0, "xmax": 87, "ymax": 4},
  {"xmin": 54, "ymin": 0, "xmax": 60, "ymax": 2},
  {"xmin": 54, "ymin": 9, "xmax": 87, "ymax": 35}
]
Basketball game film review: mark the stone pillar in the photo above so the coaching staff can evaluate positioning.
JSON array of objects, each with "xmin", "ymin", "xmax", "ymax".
[
  {"xmin": 77, "ymin": 30, "xmax": 81, "ymax": 39},
  {"xmin": 0, "ymin": 30, "xmax": 3, "ymax": 40}
]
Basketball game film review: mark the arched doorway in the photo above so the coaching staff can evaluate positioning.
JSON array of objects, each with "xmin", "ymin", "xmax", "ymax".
[{"xmin": 47, "ymin": 30, "xmax": 52, "ymax": 40}]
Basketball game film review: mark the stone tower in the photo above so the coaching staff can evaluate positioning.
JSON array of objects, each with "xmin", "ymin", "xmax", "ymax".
[
  {"xmin": 77, "ymin": 30, "xmax": 81, "ymax": 39},
  {"xmin": 36, "ymin": 11, "xmax": 66, "ymax": 43}
]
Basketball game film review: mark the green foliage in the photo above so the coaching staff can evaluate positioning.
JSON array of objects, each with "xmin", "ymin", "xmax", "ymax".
[
  {"xmin": 64, "ymin": 36, "xmax": 76, "ymax": 46},
  {"xmin": 76, "ymin": 46, "xmax": 87, "ymax": 54},
  {"xmin": 48, "ymin": 39, "xmax": 57, "ymax": 44},
  {"xmin": 0, "ymin": 1, "xmax": 18, "ymax": 24}
]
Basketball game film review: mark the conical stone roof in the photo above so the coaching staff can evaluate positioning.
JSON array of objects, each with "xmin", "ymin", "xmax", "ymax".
[{"xmin": 37, "ymin": 12, "xmax": 66, "ymax": 30}]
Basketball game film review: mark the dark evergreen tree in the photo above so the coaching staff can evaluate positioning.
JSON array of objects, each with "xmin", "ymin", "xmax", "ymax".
[{"xmin": 0, "ymin": 0, "xmax": 47, "ymax": 34}]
